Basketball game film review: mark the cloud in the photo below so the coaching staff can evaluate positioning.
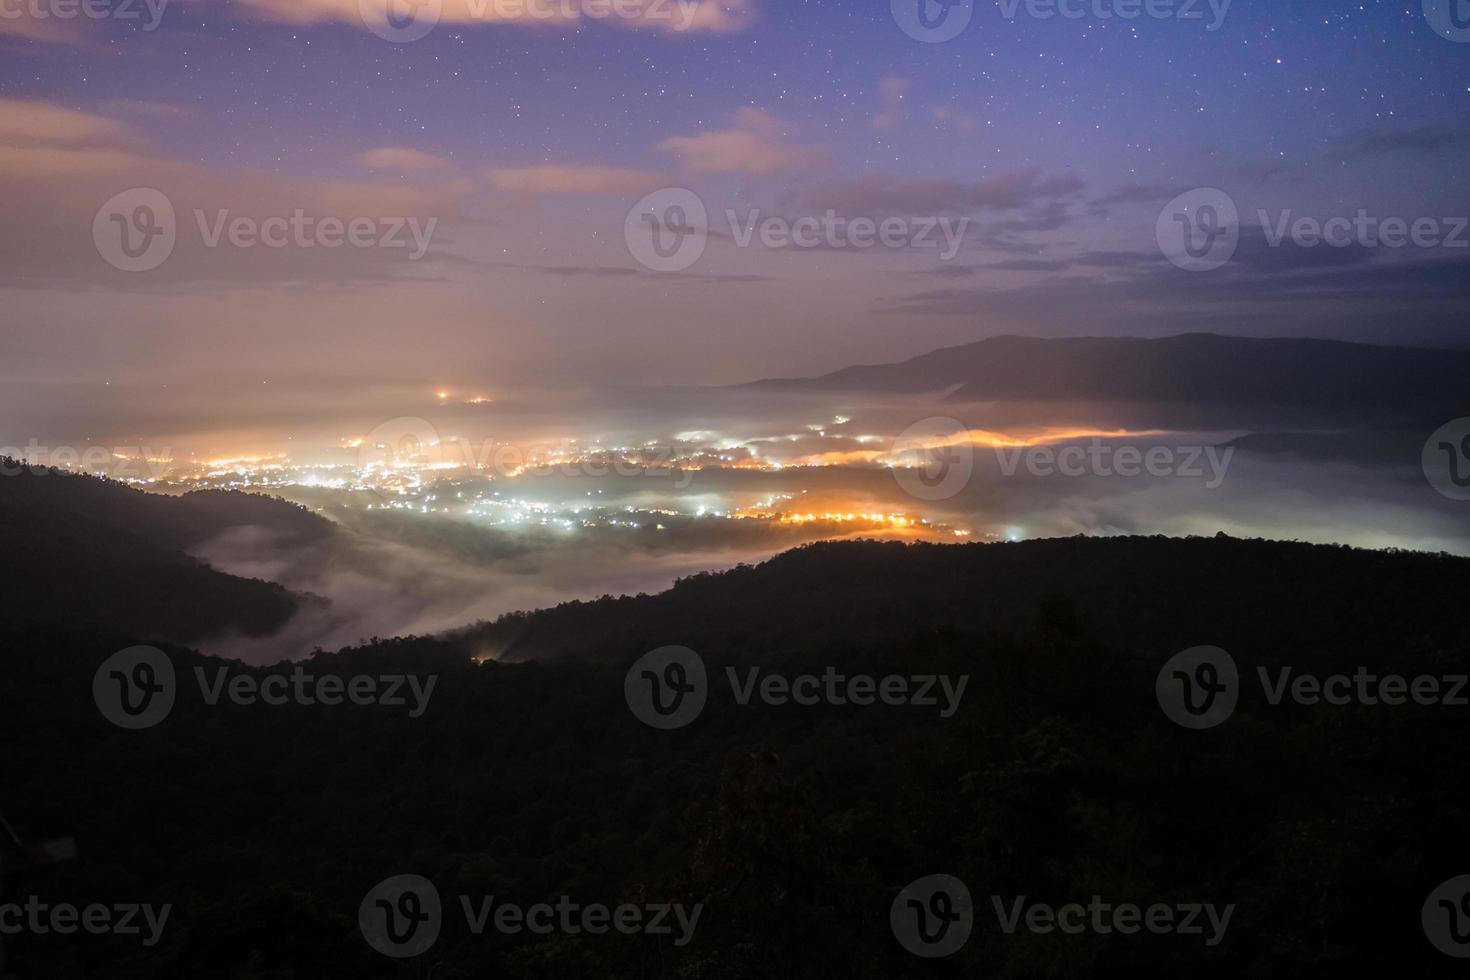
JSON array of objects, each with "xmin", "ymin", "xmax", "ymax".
[
  {"xmin": 99, "ymin": 99, "xmax": 196, "ymax": 121},
  {"xmin": 879, "ymin": 77, "xmax": 912, "ymax": 104},
  {"xmin": 1074, "ymin": 250, "xmax": 1161, "ymax": 268},
  {"xmin": 0, "ymin": 8, "xmax": 98, "ymax": 46},
  {"xmin": 0, "ymin": 98, "xmax": 143, "ymax": 149},
  {"xmin": 481, "ymin": 259, "xmax": 772, "ymax": 283},
  {"xmin": 1228, "ymin": 225, "xmax": 1379, "ymax": 273},
  {"xmin": 229, "ymin": 0, "xmax": 756, "ymax": 34},
  {"xmin": 1331, "ymin": 125, "xmax": 1470, "ymax": 161},
  {"xmin": 883, "ymin": 242, "xmax": 1470, "ymax": 346},
  {"xmin": 0, "ymin": 99, "xmax": 477, "ymax": 291},
  {"xmin": 0, "ymin": 99, "xmax": 157, "ymax": 178},
  {"xmin": 779, "ymin": 169, "xmax": 1084, "ymax": 216},
  {"xmin": 486, "ymin": 164, "xmax": 668, "ymax": 195},
  {"xmin": 985, "ymin": 258, "xmax": 1071, "ymax": 272},
  {"xmin": 659, "ymin": 107, "xmax": 830, "ymax": 177},
  {"xmin": 873, "ymin": 77, "xmax": 911, "ymax": 129},
  {"xmin": 929, "ymin": 105, "xmax": 976, "ymax": 133},
  {"xmin": 361, "ymin": 147, "xmax": 457, "ymax": 175},
  {"xmin": 1091, "ymin": 182, "xmax": 1172, "ymax": 209},
  {"xmin": 870, "ymin": 79, "xmax": 973, "ymax": 133}
]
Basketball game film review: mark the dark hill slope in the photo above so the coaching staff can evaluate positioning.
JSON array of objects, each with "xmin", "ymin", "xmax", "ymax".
[
  {"xmin": 465, "ymin": 534, "xmax": 1470, "ymax": 671},
  {"xmin": 0, "ymin": 461, "xmax": 327, "ymax": 643}
]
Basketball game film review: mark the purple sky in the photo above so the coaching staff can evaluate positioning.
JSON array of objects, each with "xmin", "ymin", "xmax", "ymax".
[{"xmin": 1, "ymin": 0, "xmax": 1467, "ymax": 424}]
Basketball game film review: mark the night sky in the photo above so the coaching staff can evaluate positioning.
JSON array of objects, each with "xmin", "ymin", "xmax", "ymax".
[{"xmin": 1, "ymin": 1, "xmax": 1467, "ymax": 416}]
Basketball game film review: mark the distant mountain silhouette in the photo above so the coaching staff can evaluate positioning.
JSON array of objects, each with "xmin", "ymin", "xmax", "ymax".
[
  {"xmin": 0, "ymin": 460, "xmax": 325, "ymax": 644},
  {"xmin": 744, "ymin": 333, "xmax": 1470, "ymax": 424}
]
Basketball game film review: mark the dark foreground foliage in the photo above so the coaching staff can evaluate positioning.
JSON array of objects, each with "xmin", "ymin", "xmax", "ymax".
[{"xmin": 3, "ymin": 534, "xmax": 1470, "ymax": 978}]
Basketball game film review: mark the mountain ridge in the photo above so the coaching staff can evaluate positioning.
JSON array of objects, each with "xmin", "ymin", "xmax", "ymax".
[{"xmin": 739, "ymin": 333, "xmax": 1470, "ymax": 423}]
